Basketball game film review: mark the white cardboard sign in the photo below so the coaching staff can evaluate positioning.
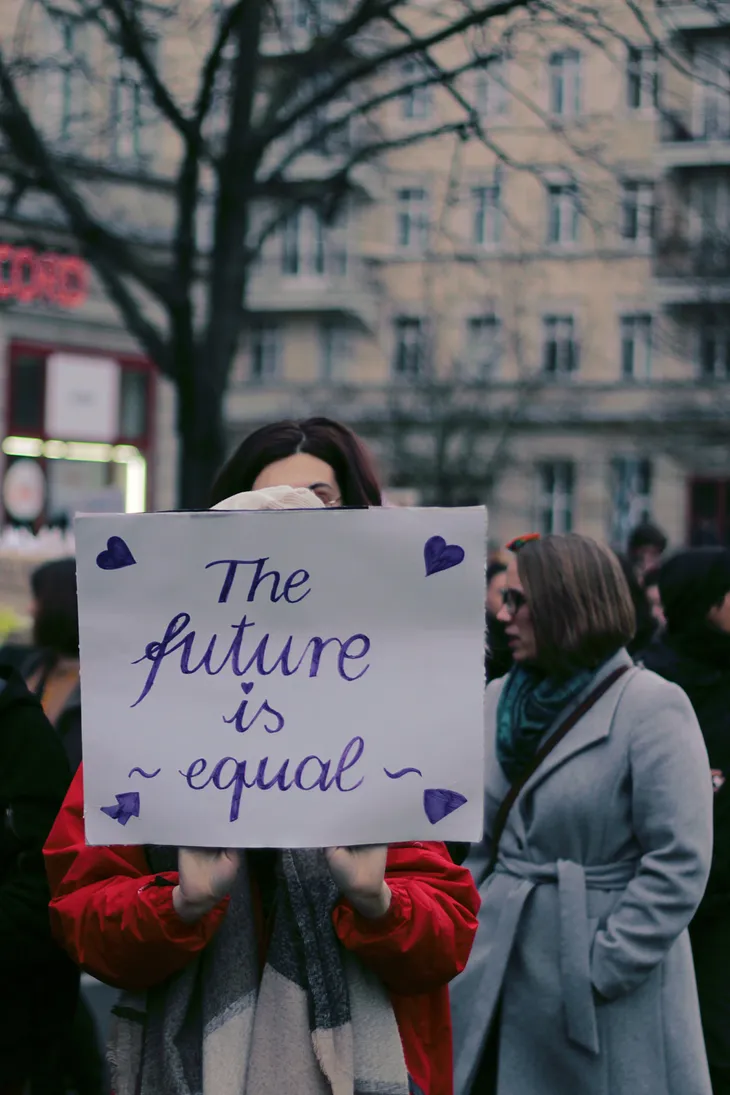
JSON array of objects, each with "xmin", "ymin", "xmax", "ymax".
[{"xmin": 75, "ymin": 507, "xmax": 486, "ymax": 848}]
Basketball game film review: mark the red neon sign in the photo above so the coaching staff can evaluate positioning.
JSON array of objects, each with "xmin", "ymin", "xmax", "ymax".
[{"xmin": 0, "ymin": 244, "xmax": 89, "ymax": 309}]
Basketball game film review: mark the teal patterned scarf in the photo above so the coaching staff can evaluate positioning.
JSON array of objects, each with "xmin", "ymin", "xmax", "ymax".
[{"xmin": 496, "ymin": 664, "xmax": 596, "ymax": 783}]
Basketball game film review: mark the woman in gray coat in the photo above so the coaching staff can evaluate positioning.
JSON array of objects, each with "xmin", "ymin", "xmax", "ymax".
[{"xmin": 452, "ymin": 533, "xmax": 713, "ymax": 1095}]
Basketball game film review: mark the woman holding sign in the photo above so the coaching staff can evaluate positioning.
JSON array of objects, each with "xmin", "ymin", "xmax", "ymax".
[
  {"xmin": 45, "ymin": 449, "xmax": 481, "ymax": 1095},
  {"xmin": 452, "ymin": 533, "xmax": 713, "ymax": 1095}
]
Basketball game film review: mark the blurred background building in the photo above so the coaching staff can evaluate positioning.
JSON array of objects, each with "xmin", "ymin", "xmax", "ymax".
[{"xmin": 0, "ymin": 0, "xmax": 728, "ymax": 552}]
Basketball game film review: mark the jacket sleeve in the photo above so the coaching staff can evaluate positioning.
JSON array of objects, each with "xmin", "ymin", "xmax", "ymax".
[
  {"xmin": 590, "ymin": 682, "xmax": 713, "ymax": 1000},
  {"xmin": 0, "ymin": 697, "xmax": 71, "ymax": 968},
  {"xmin": 331, "ymin": 842, "xmax": 480, "ymax": 995},
  {"xmin": 44, "ymin": 766, "xmax": 228, "ymax": 991}
]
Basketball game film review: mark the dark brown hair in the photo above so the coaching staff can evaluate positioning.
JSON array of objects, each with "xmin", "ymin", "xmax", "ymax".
[
  {"xmin": 209, "ymin": 418, "xmax": 382, "ymax": 508},
  {"xmin": 516, "ymin": 534, "xmax": 635, "ymax": 676},
  {"xmin": 31, "ymin": 557, "xmax": 79, "ymax": 658}
]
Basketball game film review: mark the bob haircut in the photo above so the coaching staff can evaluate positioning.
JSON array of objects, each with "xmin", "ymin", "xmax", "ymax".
[
  {"xmin": 209, "ymin": 417, "xmax": 382, "ymax": 508},
  {"xmin": 30, "ymin": 557, "xmax": 79, "ymax": 658},
  {"xmin": 515, "ymin": 534, "xmax": 635, "ymax": 676}
]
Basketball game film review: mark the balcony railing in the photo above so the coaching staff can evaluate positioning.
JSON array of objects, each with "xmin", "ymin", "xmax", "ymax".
[
  {"xmin": 654, "ymin": 235, "xmax": 730, "ymax": 278},
  {"xmin": 660, "ymin": 107, "xmax": 730, "ymax": 143},
  {"xmin": 657, "ymin": 1, "xmax": 730, "ymax": 32},
  {"xmin": 657, "ymin": 107, "xmax": 730, "ymax": 168}
]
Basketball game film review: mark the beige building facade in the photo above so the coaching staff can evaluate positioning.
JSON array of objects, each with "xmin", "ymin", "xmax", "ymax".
[
  {"xmin": 229, "ymin": 0, "xmax": 730, "ymax": 552},
  {"xmin": 0, "ymin": 1, "xmax": 728, "ymax": 552}
]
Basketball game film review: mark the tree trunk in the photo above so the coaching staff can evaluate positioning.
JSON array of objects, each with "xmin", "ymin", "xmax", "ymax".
[{"xmin": 174, "ymin": 336, "xmax": 227, "ymax": 510}]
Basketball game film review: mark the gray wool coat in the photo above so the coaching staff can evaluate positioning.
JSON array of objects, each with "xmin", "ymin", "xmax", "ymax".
[{"xmin": 451, "ymin": 650, "xmax": 714, "ymax": 1095}]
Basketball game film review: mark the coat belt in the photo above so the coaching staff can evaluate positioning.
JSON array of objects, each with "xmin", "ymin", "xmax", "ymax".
[{"xmin": 489, "ymin": 855, "xmax": 638, "ymax": 1055}]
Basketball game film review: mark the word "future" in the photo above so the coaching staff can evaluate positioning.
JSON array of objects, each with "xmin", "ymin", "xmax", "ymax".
[{"xmin": 131, "ymin": 556, "xmax": 373, "ymax": 822}]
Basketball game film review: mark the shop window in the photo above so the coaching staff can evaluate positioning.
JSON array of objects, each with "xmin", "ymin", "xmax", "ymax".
[
  {"xmin": 120, "ymin": 369, "xmax": 149, "ymax": 440},
  {"xmin": 689, "ymin": 478, "xmax": 730, "ymax": 547},
  {"xmin": 8, "ymin": 352, "xmax": 45, "ymax": 433}
]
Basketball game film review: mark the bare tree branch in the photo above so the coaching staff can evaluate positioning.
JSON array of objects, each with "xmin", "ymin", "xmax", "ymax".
[
  {"xmin": 256, "ymin": 0, "xmax": 535, "ymax": 149},
  {"xmin": 74, "ymin": 0, "xmax": 194, "ymax": 140},
  {"xmin": 0, "ymin": 47, "xmax": 174, "ymax": 304}
]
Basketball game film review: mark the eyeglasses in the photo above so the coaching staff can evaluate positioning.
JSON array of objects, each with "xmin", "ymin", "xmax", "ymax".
[
  {"xmin": 501, "ymin": 587, "xmax": 528, "ymax": 615},
  {"xmin": 309, "ymin": 483, "xmax": 342, "ymax": 508}
]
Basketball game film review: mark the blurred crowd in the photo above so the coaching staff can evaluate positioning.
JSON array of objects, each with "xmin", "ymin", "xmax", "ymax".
[{"xmin": 1, "ymin": 417, "xmax": 729, "ymax": 1095}]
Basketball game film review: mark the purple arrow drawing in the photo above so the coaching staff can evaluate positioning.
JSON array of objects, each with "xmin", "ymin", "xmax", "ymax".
[{"xmin": 100, "ymin": 791, "xmax": 140, "ymax": 826}]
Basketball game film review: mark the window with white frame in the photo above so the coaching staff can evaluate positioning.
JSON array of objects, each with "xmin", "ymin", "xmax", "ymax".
[
  {"xmin": 396, "ymin": 188, "xmax": 429, "ymax": 252},
  {"xmin": 111, "ymin": 47, "xmax": 156, "ymax": 162},
  {"xmin": 280, "ymin": 207, "xmax": 346, "ymax": 277},
  {"xmin": 543, "ymin": 315, "xmax": 579, "ymax": 376},
  {"xmin": 42, "ymin": 15, "xmax": 87, "ymax": 145},
  {"xmin": 693, "ymin": 39, "xmax": 730, "ymax": 140},
  {"xmin": 473, "ymin": 56, "xmax": 509, "ymax": 118},
  {"xmin": 472, "ymin": 180, "xmax": 502, "ymax": 247},
  {"xmin": 620, "ymin": 181, "xmax": 655, "ymax": 242},
  {"xmin": 463, "ymin": 315, "xmax": 501, "ymax": 378},
  {"xmin": 319, "ymin": 321, "xmax": 352, "ymax": 379},
  {"xmin": 400, "ymin": 57, "xmax": 432, "ymax": 121},
  {"xmin": 536, "ymin": 462, "xmax": 575, "ymax": 535},
  {"xmin": 620, "ymin": 314, "xmax": 653, "ymax": 380},
  {"xmin": 626, "ymin": 46, "xmax": 658, "ymax": 112},
  {"xmin": 393, "ymin": 317, "xmax": 426, "ymax": 377},
  {"xmin": 610, "ymin": 457, "xmax": 652, "ymax": 549},
  {"xmin": 547, "ymin": 183, "xmax": 580, "ymax": 245},
  {"xmin": 249, "ymin": 322, "xmax": 281, "ymax": 382},
  {"xmin": 699, "ymin": 322, "xmax": 730, "ymax": 379},
  {"xmin": 548, "ymin": 49, "xmax": 582, "ymax": 117}
]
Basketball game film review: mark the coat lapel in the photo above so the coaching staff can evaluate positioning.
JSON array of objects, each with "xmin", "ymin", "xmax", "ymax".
[{"xmin": 520, "ymin": 651, "xmax": 637, "ymax": 799}]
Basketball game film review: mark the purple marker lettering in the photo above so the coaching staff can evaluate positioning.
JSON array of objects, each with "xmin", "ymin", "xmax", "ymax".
[
  {"xmin": 223, "ymin": 689, "xmax": 285, "ymax": 735},
  {"xmin": 259, "ymin": 701, "xmax": 286, "ymax": 734},
  {"xmin": 222, "ymin": 682, "xmax": 254, "ymax": 732},
  {"xmin": 337, "ymin": 634, "xmax": 371, "ymax": 682},
  {"xmin": 282, "ymin": 569, "xmax": 311, "ymax": 604},
  {"xmin": 213, "ymin": 757, "xmax": 239, "ymax": 790},
  {"xmin": 228, "ymin": 759, "xmax": 257, "ymax": 822},
  {"xmin": 294, "ymin": 755, "xmax": 331, "ymax": 791},
  {"xmin": 181, "ymin": 757, "xmax": 211, "ymax": 789},
  {"xmin": 330, "ymin": 736, "xmax": 365, "ymax": 791},
  {"xmin": 257, "ymin": 757, "xmax": 293, "ymax": 791},
  {"xmin": 205, "ymin": 559, "xmax": 257, "ymax": 604},
  {"xmin": 206, "ymin": 558, "xmax": 311, "ymax": 605},
  {"xmin": 131, "ymin": 613, "xmax": 192, "ymax": 706}
]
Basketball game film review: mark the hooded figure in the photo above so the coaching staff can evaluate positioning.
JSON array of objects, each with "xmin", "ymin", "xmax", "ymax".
[{"xmin": 640, "ymin": 547, "xmax": 730, "ymax": 1095}]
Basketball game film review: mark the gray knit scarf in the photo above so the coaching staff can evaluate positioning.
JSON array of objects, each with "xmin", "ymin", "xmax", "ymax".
[{"xmin": 107, "ymin": 848, "xmax": 409, "ymax": 1095}]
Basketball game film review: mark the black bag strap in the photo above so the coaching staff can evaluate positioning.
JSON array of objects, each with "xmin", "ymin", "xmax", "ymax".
[{"xmin": 486, "ymin": 665, "xmax": 631, "ymax": 875}]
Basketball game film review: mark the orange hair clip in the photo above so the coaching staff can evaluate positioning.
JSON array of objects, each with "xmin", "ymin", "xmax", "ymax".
[{"xmin": 506, "ymin": 533, "xmax": 541, "ymax": 553}]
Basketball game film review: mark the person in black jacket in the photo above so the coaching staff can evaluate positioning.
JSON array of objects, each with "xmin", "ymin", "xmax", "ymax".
[
  {"xmin": 640, "ymin": 547, "xmax": 730, "ymax": 1095},
  {"xmin": 617, "ymin": 554, "xmax": 658, "ymax": 656},
  {"xmin": 485, "ymin": 561, "xmax": 513, "ymax": 683},
  {"xmin": 24, "ymin": 558, "xmax": 82, "ymax": 773},
  {"xmin": 0, "ymin": 665, "xmax": 78, "ymax": 1095}
]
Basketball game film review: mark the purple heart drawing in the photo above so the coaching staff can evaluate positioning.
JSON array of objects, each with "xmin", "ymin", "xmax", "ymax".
[
  {"xmin": 424, "ymin": 535, "xmax": 465, "ymax": 577},
  {"xmin": 96, "ymin": 536, "xmax": 136, "ymax": 571},
  {"xmin": 424, "ymin": 788, "xmax": 468, "ymax": 824}
]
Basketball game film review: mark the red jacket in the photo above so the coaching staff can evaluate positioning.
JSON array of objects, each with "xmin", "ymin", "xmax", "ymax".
[{"xmin": 44, "ymin": 767, "xmax": 480, "ymax": 1095}]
